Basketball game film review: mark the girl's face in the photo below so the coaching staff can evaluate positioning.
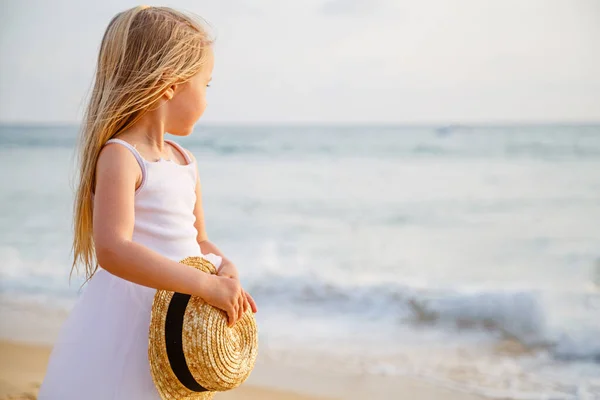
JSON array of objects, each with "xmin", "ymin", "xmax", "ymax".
[{"xmin": 164, "ymin": 46, "xmax": 214, "ymax": 136}]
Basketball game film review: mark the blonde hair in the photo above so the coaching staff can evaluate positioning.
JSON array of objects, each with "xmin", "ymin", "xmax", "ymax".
[{"xmin": 72, "ymin": 6, "xmax": 213, "ymax": 283}]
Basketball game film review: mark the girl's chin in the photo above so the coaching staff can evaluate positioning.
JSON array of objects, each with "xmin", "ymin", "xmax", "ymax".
[{"xmin": 167, "ymin": 126, "xmax": 195, "ymax": 137}]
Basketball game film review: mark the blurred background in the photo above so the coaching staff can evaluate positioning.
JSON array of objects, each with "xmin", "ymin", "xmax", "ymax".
[{"xmin": 1, "ymin": 1, "xmax": 599, "ymax": 399}]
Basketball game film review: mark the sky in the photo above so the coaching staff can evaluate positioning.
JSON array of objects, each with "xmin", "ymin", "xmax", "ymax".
[{"xmin": 1, "ymin": 0, "xmax": 599, "ymax": 125}]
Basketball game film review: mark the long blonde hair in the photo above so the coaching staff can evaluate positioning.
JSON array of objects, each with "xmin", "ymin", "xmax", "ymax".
[{"xmin": 72, "ymin": 6, "xmax": 213, "ymax": 283}]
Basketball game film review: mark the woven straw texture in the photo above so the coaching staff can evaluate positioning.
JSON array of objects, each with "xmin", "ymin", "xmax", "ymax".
[{"xmin": 148, "ymin": 256, "xmax": 258, "ymax": 400}]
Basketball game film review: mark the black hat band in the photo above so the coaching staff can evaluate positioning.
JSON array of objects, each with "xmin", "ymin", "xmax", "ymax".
[{"xmin": 164, "ymin": 292, "xmax": 208, "ymax": 392}]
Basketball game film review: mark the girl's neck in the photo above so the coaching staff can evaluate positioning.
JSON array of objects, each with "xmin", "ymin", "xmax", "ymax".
[{"xmin": 119, "ymin": 112, "xmax": 168, "ymax": 152}]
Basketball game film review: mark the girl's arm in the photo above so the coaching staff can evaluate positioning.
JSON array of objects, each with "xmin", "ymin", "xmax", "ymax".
[{"xmin": 93, "ymin": 144, "xmax": 244, "ymax": 326}]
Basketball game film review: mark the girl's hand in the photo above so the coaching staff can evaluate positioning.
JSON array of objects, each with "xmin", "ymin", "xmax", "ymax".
[
  {"xmin": 202, "ymin": 274, "xmax": 246, "ymax": 327},
  {"xmin": 217, "ymin": 261, "xmax": 239, "ymax": 280},
  {"xmin": 244, "ymin": 290, "xmax": 258, "ymax": 314},
  {"xmin": 217, "ymin": 262, "xmax": 258, "ymax": 315}
]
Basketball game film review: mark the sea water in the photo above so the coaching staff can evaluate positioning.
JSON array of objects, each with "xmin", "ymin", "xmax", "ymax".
[{"xmin": 1, "ymin": 124, "xmax": 599, "ymax": 399}]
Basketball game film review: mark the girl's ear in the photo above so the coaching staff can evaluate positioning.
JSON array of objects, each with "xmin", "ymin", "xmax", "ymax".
[
  {"xmin": 163, "ymin": 84, "xmax": 177, "ymax": 101},
  {"xmin": 160, "ymin": 69, "xmax": 177, "ymax": 100}
]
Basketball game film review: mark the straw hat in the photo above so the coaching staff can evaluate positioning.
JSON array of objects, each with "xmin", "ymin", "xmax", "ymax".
[{"xmin": 148, "ymin": 256, "xmax": 258, "ymax": 400}]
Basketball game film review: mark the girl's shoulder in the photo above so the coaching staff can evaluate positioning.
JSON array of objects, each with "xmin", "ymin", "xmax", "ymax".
[
  {"xmin": 98, "ymin": 139, "xmax": 144, "ymax": 172},
  {"xmin": 96, "ymin": 139, "xmax": 145, "ymax": 192}
]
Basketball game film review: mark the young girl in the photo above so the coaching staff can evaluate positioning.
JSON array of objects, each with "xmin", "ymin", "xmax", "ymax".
[{"xmin": 38, "ymin": 6, "xmax": 257, "ymax": 399}]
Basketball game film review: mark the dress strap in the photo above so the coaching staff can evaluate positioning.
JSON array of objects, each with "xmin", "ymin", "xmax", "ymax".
[
  {"xmin": 165, "ymin": 139, "xmax": 193, "ymax": 165},
  {"xmin": 105, "ymin": 138, "xmax": 147, "ymax": 193}
]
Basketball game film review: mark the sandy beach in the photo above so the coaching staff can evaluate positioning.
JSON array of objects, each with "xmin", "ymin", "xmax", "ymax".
[
  {"xmin": 0, "ymin": 339, "xmax": 487, "ymax": 400},
  {"xmin": 0, "ymin": 340, "xmax": 327, "ymax": 400}
]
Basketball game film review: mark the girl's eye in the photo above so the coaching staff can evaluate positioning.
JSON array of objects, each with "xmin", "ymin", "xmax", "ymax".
[{"xmin": 207, "ymin": 84, "xmax": 211, "ymax": 88}]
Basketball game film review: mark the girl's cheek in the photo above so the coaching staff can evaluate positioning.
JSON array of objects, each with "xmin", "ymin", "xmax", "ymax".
[{"xmin": 198, "ymin": 91, "xmax": 207, "ymax": 111}]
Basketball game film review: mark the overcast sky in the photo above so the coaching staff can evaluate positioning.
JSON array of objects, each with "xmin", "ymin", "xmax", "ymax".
[{"xmin": 1, "ymin": 0, "xmax": 599, "ymax": 124}]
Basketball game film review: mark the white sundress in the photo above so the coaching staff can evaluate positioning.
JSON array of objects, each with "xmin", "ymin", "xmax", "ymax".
[{"xmin": 38, "ymin": 138, "xmax": 222, "ymax": 400}]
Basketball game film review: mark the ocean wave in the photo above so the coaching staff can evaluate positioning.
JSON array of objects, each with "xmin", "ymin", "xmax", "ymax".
[{"xmin": 247, "ymin": 273, "xmax": 600, "ymax": 362}]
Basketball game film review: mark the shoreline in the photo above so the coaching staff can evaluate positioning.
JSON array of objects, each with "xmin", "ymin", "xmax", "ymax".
[{"xmin": 0, "ymin": 339, "xmax": 486, "ymax": 400}]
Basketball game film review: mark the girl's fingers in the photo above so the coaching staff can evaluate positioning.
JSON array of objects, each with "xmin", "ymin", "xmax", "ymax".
[
  {"xmin": 237, "ymin": 293, "xmax": 244, "ymax": 321},
  {"xmin": 227, "ymin": 306, "xmax": 236, "ymax": 327},
  {"xmin": 244, "ymin": 291, "xmax": 258, "ymax": 313},
  {"xmin": 243, "ymin": 296, "xmax": 249, "ymax": 314},
  {"xmin": 241, "ymin": 292, "xmax": 248, "ymax": 314},
  {"xmin": 241, "ymin": 289, "xmax": 249, "ymax": 313}
]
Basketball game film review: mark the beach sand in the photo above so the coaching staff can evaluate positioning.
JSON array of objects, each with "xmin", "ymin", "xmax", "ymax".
[
  {"xmin": 0, "ymin": 340, "xmax": 326, "ymax": 400},
  {"xmin": 0, "ymin": 339, "xmax": 486, "ymax": 400}
]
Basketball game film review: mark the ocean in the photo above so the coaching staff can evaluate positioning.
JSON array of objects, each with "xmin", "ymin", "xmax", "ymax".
[{"xmin": 1, "ymin": 124, "xmax": 599, "ymax": 399}]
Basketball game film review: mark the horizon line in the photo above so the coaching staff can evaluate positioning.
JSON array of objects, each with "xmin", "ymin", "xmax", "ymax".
[{"xmin": 1, "ymin": 120, "xmax": 600, "ymax": 129}]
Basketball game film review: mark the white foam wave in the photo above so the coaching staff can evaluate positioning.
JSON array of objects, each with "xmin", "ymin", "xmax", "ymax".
[{"xmin": 247, "ymin": 272, "xmax": 600, "ymax": 361}]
